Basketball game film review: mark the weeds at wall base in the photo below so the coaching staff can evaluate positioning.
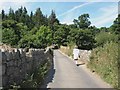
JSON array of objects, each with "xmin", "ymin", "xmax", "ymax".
[{"xmin": 3, "ymin": 59, "xmax": 52, "ymax": 89}]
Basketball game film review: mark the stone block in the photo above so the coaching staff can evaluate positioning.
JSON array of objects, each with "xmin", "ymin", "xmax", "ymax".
[
  {"xmin": 14, "ymin": 59, "xmax": 21, "ymax": 67},
  {"xmin": 8, "ymin": 74, "xmax": 14, "ymax": 85},
  {"xmin": 26, "ymin": 62, "xmax": 32, "ymax": 73},
  {"xmin": 2, "ymin": 64, "xmax": 6, "ymax": 75},
  {"xmin": 6, "ymin": 60, "xmax": 14, "ymax": 67},
  {"xmin": 13, "ymin": 60, "xmax": 17, "ymax": 67},
  {"xmin": 19, "ymin": 65, "xmax": 26, "ymax": 79},
  {"xmin": 2, "ymin": 52, "xmax": 7, "ymax": 62},
  {"xmin": 6, "ymin": 51, "xmax": 13, "ymax": 61},
  {"xmin": 0, "ymin": 65, "xmax": 2, "ymax": 76},
  {"xmin": 0, "ymin": 75, "xmax": 2, "ymax": 88},
  {"xmin": 2, "ymin": 75, "xmax": 9, "ymax": 87},
  {"xmin": 13, "ymin": 49, "xmax": 20, "ymax": 60},
  {"xmin": 18, "ymin": 48, "xmax": 23, "ymax": 54},
  {"xmin": 29, "ymin": 49, "xmax": 33, "ymax": 54},
  {"xmin": 6, "ymin": 66, "xmax": 14, "ymax": 75},
  {"xmin": 21, "ymin": 51, "xmax": 26, "ymax": 58},
  {"xmin": 4, "ymin": 51, "xmax": 8, "ymax": 60},
  {"xmin": 21, "ymin": 57, "xmax": 26, "ymax": 64},
  {"xmin": 13, "ymin": 67, "xmax": 20, "ymax": 77},
  {"xmin": 0, "ymin": 51, "xmax": 1, "ymax": 65}
]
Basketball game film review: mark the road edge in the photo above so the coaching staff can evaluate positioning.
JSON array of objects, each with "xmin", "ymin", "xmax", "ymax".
[{"xmin": 58, "ymin": 49, "xmax": 112, "ymax": 88}]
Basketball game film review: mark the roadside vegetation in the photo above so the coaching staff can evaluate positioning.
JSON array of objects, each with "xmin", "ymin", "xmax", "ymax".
[
  {"xmin": 87, "ymin": 15, "xmax": 119, "ymax": 88},
  {"xmin": 88, "ymin": 42, "xmax": 118, "ymax": 88},
  {"xmin": 1, "ymin": 7, "xmax": 119, "ymax": 88},
  {"xmin": 20, "ymin": 60, "xmax": 51, "ymax": 88}
]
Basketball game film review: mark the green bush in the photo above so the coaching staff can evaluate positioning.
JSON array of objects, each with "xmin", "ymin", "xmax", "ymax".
[
  {"xmin": 88, "ymin": 41, "xmax": 118, "ymax": 88},
  {"xmin": 18, "ymin": 26, "xmax": 52, "ymax": 48},
  {"xmin": 67, "ymin": 42, "xmax": 75, "ymax": 57},
  {"xmin": 95, "ymin": 32, "xmax": 118, "ymax": 47}
]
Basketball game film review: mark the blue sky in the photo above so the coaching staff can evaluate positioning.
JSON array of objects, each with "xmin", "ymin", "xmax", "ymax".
[{"xmin": 0, "ymin": 1, "xmax": 118, "ymax": 27}]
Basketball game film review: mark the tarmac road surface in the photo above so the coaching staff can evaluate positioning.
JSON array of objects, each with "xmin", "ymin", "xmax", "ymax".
[{"xmin": 41, "ymin": 50, "xmax": 112, "ymax": 88}]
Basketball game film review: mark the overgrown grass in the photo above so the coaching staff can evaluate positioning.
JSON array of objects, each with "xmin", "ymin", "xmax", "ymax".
[
  {"xmin": 59, "ymin": 42, "xmax": 75, "ymax": 58},
  {"xmin": 87, "ymin": 41, "xmax": 118, "ymax": 88}
]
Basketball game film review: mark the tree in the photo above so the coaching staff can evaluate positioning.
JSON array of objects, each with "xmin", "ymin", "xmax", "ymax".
[
  {"xmin": 76, "ymin": 29, "xmax": 95, "ymax": 50},
  {"xmin": 88, "ymin": 26, "xmax": 100, "ymax": 36},
  {"xmin": 109, "ymin": 14, "xmax": 120, "ymax": 34},
  {"xmin": 2, "ymin": 20, "xmax": 28, "ymax": 46},
  {"xmin": 100, "ymin": 27, "xmax": 108, "ymax": 32},
  {"xmin": 16, "ymin": 23, "xmax": 28, "ymax": 38},
  {"xmin": 2, "ymin": 28, "xmax": 19, "ymax": 46},
  {"xmin": 48, "ymin": 10, "xmax": 59, "ymax": 27},
  {"xmin": 95, "ymin": 32, "xmax": 118, "ymax": 47},
  {"xmin": 8, "ymin": 8, "xmax": 15, "ymax": 20},
  {"xmin": 2, "ymin": 10, "xmax": 6, "ymax": 20},
  {"xmin": 73, "ymin": 14, "xmax": 91, "ymax": 29},
  {"xmin": 19, "ymin": 26, "xmax": 52, "ymax": 48},
  {"xmin": 48, "ymin": 10, "xmax": 59, "ymax": 43},
  {"xmin": 68, "ymin": 28, "xmax": 95, "ymax": 50},
  {"xmin": 54, "ymin": 24, "xmax": 70, "ymax": 46},
  {"xmin": 18, "ymin": 34, "xmax": 36, "ymax": 48},
  {"xmin": 36, "ymin": 26, "xmax": 52, "ymax": 48},
  {"xmin": 33, "ymin": 8, "xmax": 45, "ymax": 27}
]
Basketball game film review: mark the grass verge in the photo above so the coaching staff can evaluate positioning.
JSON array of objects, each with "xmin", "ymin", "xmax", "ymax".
[{"xmin": 87, "ymin": 42, "xmax": 118, "ymax": 89}]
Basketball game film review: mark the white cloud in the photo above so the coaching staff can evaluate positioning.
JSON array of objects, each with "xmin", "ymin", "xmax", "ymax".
[
  {"xmin": 61, "ymin": 21, "xmax": 74, "ymax": 25},
  {"xmin": 60, "ymin": 12, "xmax": 75, "ymax": 25},
  {"xmin": 60, "ymin": 2, "xmax": 118, "ymax": 27},
  {"xmin": 91, "ymin": 5, "xmax": 118, "ymax": 27},
  {"xmin": 58, "ymin": 2, "xmax": 93, "ymax": 17},
  {"xmin": 59, "ymin": 2, "xmax": 93, "ymax": 25}
]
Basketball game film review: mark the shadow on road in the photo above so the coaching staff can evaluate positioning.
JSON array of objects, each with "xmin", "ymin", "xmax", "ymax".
[
  {"xmin": 78, "ymin": 63, "xmax": 85, "ymax": 66},
  {"xmin": 40, "ymin": 55, "xmax": 55, "ymax": 88}
]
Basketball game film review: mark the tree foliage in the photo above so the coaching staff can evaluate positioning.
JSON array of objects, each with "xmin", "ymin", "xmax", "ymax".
[
  {"xmin": 1, "ymin": 7, "xmax": 119, "ymax": 49},
  {"xmin": 95, "ymin": 32, "xmax": 118, "ymax": 47},
  {"xmin": 109, "ymin": 14, "xmax": 120, "ymax": 36},
  {"xmin": 73, "ymin": 14, "xmax": 91, "ymax": 29}
]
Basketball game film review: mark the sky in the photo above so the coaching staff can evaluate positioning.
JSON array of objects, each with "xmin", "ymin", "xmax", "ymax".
[{"xmin": 0, "ymin": 0, "xmax": 119, "ymax": 28}]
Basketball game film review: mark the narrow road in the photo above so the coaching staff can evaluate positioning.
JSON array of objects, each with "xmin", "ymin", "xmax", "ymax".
[{"xmin": 41, "ymin": 50, "xmax": 112, "ymax": 88}]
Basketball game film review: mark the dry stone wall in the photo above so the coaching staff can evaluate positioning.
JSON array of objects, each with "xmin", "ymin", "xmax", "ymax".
[
  {"xmin": 79, "ymin": 50, "xmax": 91, "ymax": 63},
  {"xmin": 0, "ymin": 47, "xmax": 53, "ymax": 88},
  {"xmin": 60, "ymin": 46, "xmax": 91, "ymax": 63}
]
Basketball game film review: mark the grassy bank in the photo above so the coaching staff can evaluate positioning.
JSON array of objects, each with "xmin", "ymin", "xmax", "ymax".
[
  {"xmin": 87, "ymin": 42, "xmax": 118, "ymax": 88},
  {"xmin": 59, "ymin": 42, "xmax": 118, "ymax": 89},
  {"xmin": 59, "ymin": 44, "xmax": 75, "ymax": 58}
]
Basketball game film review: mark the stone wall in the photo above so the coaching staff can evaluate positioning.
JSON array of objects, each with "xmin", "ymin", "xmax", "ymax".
[
  {"xmin": 79, "ymin": 50, "xmax": 91, "ymax": 63},
  {"xmin": 0, "ymin": 47, "xmax": 53, "ymax": 88},
  {"xmin": 60, "ymin": 46, "xmax": 91, "ymax": 63}
]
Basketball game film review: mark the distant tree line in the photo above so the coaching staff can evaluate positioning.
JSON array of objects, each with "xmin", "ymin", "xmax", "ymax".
[{"xmin": 1, "ymin": 6, "xmax": 119, "ymax": 49}]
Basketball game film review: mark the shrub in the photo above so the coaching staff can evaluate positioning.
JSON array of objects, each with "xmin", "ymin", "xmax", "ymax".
[
  {"xmin": 95, "ymin": 32, "xmax": 118, "ymax": 47},
  {"xmin": 20, "ymin": 60, "xmax": 51, "ymax": 88},
  {"xmin": 88, "ymin": 41, "xmax": 118, "ymax": 88}
]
